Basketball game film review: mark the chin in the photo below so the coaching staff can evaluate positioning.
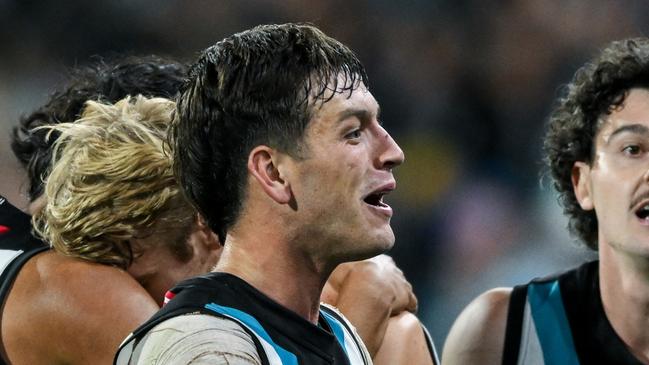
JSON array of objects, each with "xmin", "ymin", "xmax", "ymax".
[
  {"xmin": 380, "ymin": 226, "xmax": 396, "ymax": 245},
  {"xmin": 363, "ymin": 230, "xmax": 396, "ymax": 256},
  {"xmin": 376, "ymin": 238, "xmax": 395, "ymax": 254}
]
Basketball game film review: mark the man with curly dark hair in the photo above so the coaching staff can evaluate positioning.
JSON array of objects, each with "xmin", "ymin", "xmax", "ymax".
[{"xmin": 443, "ymin": 38, "xmax": 649, "ymax": 365}]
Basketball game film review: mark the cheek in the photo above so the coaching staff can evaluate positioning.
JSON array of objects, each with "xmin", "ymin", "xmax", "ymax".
[
  {"xmin": 590, "ymin": 171, "xmax": 630, "ymax": 212},
  {"xmin": 152, "ymin": 258, "xmax": 193, "ymax": 291},
  {"xmin": 340, "ymin": 151, "xmax": 364, "ymax": 182},
  {"xmin": 296, "ymin": 153, "xmax": 365, "ymax": 208},
  {"xmin": 345, "ymin": 162, "xmax": 365, "ymax": 195},
  {"xmin": 345, "ymin": 160, "xmax": 362, "ymax": 182},
  {"xmin": 126, "ymin": 259, "xmax": 149, "ymax": 281},
  {"xmin": 147, "ymin": 272, "xmax": 181, "ymax": 303},
  {"xmin": 165, "ymin": 260, "xmax": 194, "ymax": 284}
]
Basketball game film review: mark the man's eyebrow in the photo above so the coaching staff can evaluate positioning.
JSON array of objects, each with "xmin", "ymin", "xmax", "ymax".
[
  {"xmin": 337, "ymin": 105, "xmax": 380, "ymax": 123},
  {"xmin": 609, "ymin": 123, "xmax": 649, "ymax": 140}
]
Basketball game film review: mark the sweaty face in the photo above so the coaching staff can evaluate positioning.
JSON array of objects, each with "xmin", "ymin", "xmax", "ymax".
[
  {"xmin": 284, "ymin": 81, "xmax": 404, "ymax": 263},
  {"xmin": 574, "ymin": 88, "xmax": 649, "ymax": 257}
]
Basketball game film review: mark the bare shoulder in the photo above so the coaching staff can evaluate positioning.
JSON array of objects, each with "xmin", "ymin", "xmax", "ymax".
[
  {"xmin": 32, "ymin": 251, "xmax": 158, "ymax": 315},
  {"xmin": 2, "ymin": 251, "xmax": 158, "ymax": 364},
  {"xmin": 441, "ymin": 287, "xmax": 512, "ymax": 365}
]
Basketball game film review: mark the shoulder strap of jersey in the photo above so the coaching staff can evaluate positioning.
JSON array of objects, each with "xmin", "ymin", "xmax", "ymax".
[
  {"xmin": 420, "ymin": 322, "xmax": 440, "ymax": 365},
  {"xmin": 502, "ymin": 284, "xmax": 528, "ymax": 365},
  {"xmin": 319, "ymin": 303, "xmax": 372, "ymax": 365},
  {"xmin": 526, "ymin": 279, "xmax": 579, "ymax": 365},
  {"xmin": 115, "ymin": 307, "xmax": 273, "ymax": 365},
  {"xmin": 114, "ymin": 279, "xmax": 271, "ymax": 365}
]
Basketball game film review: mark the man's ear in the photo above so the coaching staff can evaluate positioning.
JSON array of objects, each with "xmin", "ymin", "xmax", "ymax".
[
  {"xmin": 186, "ymin": 214, "xmax": 222, "ymax": 271},
  {"xmin": 195, "ymin": 214, "xmax": 221, "ymax": 249},
  {"xmin": 247, "ymin": 145, "xmax": 292, "ymax": 204},
  {"xmin": 572, "ymin": 161, "xmax": 594, "ymax": 211}
]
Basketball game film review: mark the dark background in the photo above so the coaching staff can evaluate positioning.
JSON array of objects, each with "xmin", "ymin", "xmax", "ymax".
[{"xmin": 1, "ymin": 0, "xmax": 644, "ymax": 346}]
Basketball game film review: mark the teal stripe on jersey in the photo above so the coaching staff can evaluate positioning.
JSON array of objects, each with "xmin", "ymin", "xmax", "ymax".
[
  {"xmin": 528, "ymin": 280, "xmax": 580, "ymax": 365},
  {"xmin": 205, "ymin": 303, "xmax": 298, "ymax": 365},
  {"xmin": 320, "ymin": 309, "xmax": 348, "ymax": 355}
]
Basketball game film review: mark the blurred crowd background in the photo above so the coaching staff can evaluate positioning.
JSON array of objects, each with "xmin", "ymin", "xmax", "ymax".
[{"xmin": 1, "ymin": 0, "xmax": 647, "ymax": 345}]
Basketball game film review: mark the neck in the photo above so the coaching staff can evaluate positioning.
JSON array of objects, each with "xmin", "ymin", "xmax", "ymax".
[
  {"xmin": 215, "ymin": 218, "xmax": 331, "ymax": 324},
  {"xmin": 599, "ymin": 242, "xmax": 649, "ymax": 362}
]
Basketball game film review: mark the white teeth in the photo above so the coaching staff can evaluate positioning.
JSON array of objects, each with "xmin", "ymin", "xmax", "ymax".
[
  {"xmin": 363, "ymin": 192, "xmax": 388, "ymax": 207},
  {"xmin": 376, "ymin": 195, "xmax": 383, "ymax": 206}
]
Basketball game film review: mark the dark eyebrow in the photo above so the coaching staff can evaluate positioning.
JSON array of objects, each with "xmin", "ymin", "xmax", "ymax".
[
  {"xmin": 337, "ymin": 104, "xmax": 380, "ymax": 124},
  {"xmin": 337, "ymin": 108, "xmax": 371, "ymax": 123},
  {"xmin": 609, "ymin": 124, "xmax": 649, "ymax": 140}
]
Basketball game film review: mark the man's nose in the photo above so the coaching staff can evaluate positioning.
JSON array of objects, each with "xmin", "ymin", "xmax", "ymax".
[{"xmin": 377, "ymin": 126, "xmax": 405, "ymax": 170}]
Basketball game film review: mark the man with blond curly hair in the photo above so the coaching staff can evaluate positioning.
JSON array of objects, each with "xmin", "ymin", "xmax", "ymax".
[{"xmin": 33, "ymin": 96, "xmax": 221, "ymax": 305}]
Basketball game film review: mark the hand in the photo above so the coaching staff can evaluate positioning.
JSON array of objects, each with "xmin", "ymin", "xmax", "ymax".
[
  {"xmin": 365, "ymin": 254, "xmax": 418, "ymax": 315},
  {"xmin": 322, "ymin": 255, "xmax": 417, "ymax": 316}
]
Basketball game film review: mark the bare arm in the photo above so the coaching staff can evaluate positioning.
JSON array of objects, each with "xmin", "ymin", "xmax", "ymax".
[
  {"xmin": 373, "ymin": 312, "xmax": 436, "ymax": 365},
  {"xmin": 2, "ymin": 252, "xmax": 159, "ymax": 365},
  {"xmin": 442, "ymin": 288, "xmax": 511, "ymax": 365}
]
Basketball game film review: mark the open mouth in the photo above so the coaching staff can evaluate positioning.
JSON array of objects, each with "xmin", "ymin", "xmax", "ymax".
[
  {"xmin": 363, "ymin": 192, "xmax": 389, "ymax": 208},
  {"xmin": 362, "ymin": 181, "xmax": 395, "ymax": 218}
]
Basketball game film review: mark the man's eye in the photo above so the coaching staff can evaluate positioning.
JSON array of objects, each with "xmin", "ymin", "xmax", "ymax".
[
  {"xmin": 346, "ymin": 130, "xmax": 361, "ymax": 139},
  {"xmin": 623, "ymin": 145, "xmax": 642, "ymax": 155}
]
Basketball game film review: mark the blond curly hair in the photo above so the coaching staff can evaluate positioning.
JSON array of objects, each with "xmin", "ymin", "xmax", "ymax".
[{"xmin": 33, "ymin": 95, "xmax": 195, "ymax": 269}]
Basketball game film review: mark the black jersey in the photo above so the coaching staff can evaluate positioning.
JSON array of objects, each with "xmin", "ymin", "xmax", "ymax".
[
  {"xmin": 0, "ymin": 195, "xmax": 48, "ymax": 304},
  {"xmin": 115, "ymin": 272, "xmax": 371, "ymax": 365},
  {"xmin": 503, "ymin": 261, "xmax": 643, "ymax": 365},
  {"xmin": 0, "ymin": 196, "xmax": 48, "ymax": 365}
]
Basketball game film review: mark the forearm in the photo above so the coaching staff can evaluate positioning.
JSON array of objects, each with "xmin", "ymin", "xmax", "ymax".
[
  {"xmin": 373, "ymin": 312, "xmax": 435, "ymax": 365},
  {"xmin": 334, "ymin": 282, "xmax": 392, "ymax": 356}
]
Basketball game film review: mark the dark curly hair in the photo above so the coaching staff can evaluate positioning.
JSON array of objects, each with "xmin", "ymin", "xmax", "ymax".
[
  {"xmin": 11, "ymin": 55, "xmax": 188, "ymax": 201},
  {"xmin": 544, "ymin": 37, "xmax": 649, "ymax": 249},
  {"xmin": 170, "ymin": 23, "xmax": 368, "ymax": 242}
]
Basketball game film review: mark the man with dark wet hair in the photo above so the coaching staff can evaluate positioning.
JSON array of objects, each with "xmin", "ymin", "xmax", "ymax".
[
  {"xmin": 116, "ymin": 23, "xmax": 435, "ymax": 364},
  {"xmin": 444, "ymin": 38, "xmax": 649, "ymax": 365}
]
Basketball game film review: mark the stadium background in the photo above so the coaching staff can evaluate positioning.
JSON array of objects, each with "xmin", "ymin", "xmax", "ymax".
[{"xmin": 0, "ymin": 0, "xmax": 646, "ymax": 345}]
